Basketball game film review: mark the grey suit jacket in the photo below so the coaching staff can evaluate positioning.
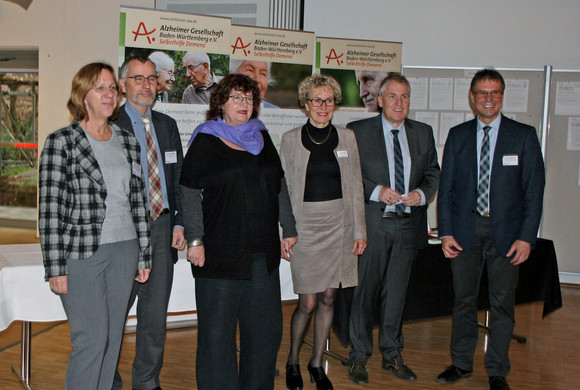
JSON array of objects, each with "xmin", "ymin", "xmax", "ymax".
[
  {"xmin": 347, "ymin": 114, "xmax": 440, "ymax": 249},
  {"xmin": 280, "ymin": 126, "xmax": 366, "ymax": 241},
  {"xmin": 114, "ymin": 104, "xmax": 184, "ymax": 262}
]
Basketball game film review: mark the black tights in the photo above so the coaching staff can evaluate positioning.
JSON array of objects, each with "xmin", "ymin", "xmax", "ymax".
[{"xmin": 287, "ymin": 288, "xmax": 337, "ymax": 367}]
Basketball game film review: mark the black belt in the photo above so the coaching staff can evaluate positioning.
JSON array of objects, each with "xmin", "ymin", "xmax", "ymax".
[{"xmin": 383, "ymin": 211, "xmax": 411, "ymax": 219}]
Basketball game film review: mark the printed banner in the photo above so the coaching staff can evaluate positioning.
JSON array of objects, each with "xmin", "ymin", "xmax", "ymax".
[
  {"xmin": 317, "ymin": 37, "xmax": 402, "ymax": 116},
  {"xmin": 120, "ymin": 7, "xmax": 230, "ymax": 52}
]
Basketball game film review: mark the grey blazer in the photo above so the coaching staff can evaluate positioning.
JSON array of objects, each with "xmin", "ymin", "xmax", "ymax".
[
  {"xmin": 280, "ymin": 126, "xmax": 366, "ymax": 241},
  {"xmin": 347, "ymin": 115, "xmax": 440, "ymax": 249}
]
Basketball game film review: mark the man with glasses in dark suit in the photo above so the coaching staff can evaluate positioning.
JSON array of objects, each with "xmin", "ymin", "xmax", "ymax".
[{"xmin": 436, "ymin": 68, "xmax": 545, "ymax": 390}]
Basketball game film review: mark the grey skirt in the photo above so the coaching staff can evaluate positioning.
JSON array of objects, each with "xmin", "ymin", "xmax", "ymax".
[{"xmin": 290, "ymin": 198, "xmax": 358, "ymax": 294}]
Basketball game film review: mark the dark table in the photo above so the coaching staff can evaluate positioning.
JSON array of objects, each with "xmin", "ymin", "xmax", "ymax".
[{"xmin": 333, "ymin": 238, "xmax": 562, "ymax": 346}]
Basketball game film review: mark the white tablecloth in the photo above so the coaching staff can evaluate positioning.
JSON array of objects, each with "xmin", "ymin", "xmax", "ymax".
[{"xmin": 0, "ymin": 243, "xmax": 297, "ymax": 332}]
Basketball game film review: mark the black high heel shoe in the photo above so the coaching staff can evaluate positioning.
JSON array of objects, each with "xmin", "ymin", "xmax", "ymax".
[
  {"xmin": 286, "ymin": 363, "xmax": 303, "ymax": 390},
  {"xmin": 307, "ymin": 363, "xmax": 333, "ymax": 390}
]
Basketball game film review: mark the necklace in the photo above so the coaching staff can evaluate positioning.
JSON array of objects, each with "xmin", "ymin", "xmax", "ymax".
[{"xmin": 306, "ymin": 126, "xmax": 331, "ymax": 145}]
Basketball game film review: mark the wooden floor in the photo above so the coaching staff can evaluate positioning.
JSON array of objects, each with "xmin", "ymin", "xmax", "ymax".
[{"xmin": 2, "ymin": 227, "xmax": 579, "ymax": 389}]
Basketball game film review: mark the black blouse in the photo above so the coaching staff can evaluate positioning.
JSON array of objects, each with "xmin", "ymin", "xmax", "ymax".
[
  {"xmin": 301, "ymin": 121, "xmax": 342, "ymax": 202},
  {"xmin": 180, "ymin": 131, "xmax": 295, "ymax": 280}
]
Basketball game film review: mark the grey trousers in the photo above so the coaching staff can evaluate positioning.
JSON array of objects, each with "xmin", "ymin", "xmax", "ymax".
[
  {"xmin": 349, "ymin": 217, "xmax": 418, "ymax": 362},
  {"xmin": 60, "ymin": 239, "xmax": 139, "ymax": 390},
  {"xmin": 113, "ymin": 212, "xmax": 174, "ymax": 390}
]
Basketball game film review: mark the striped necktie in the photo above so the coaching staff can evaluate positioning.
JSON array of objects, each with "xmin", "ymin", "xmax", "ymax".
[
  {"xmin": 391, "ymin": 129, "xmax": 406, "ymax": 215},
  {"xmin": 142, "ymin": 115, "xmax": 164, "ymax": 220},
  {"xmin": 476, "ymin": 125, "xmax": 492, "ymax": 216}
]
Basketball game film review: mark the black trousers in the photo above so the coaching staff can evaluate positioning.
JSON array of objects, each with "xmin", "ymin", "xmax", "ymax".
[
  {"xmin": 349, "ymin": 217, "xmax": 418, "ymax": 362},
  {"xmin": 195, "ymin": 254, "xmax": 283, "ymax": 390},
  {"xmin": 450, "ymin": 215, "xmax": 519, "ymax": 377}
]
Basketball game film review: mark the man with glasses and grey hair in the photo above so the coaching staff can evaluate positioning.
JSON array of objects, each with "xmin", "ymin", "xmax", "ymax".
[
  {"xmin": 112, "ymin": 56, "xmax": 185, "ymax": 390},
  {"xmin": 148, "ymin": 51, "xmax": 175, "ymax": 103},
  {"xmin": 182, "ymin": 51, "xmax": 222, "ymax": 104}
]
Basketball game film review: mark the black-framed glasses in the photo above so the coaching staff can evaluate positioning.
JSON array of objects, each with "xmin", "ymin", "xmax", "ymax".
[
  {"xmin": 307, "ymin": 97, "xmax": 335, "ymax": 107},
  {"xmin": 127, "ymin": 75, "xmax": 158, "ymax": 85},
  {"xmin": 230, "ymin": 94, "xmax": 254, "ymax": 105}
]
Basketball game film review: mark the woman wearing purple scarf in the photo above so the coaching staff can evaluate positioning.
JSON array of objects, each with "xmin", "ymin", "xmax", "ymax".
[{"xmin": 180, "ymin": 73, "xmax": 297, "ymax": 390}]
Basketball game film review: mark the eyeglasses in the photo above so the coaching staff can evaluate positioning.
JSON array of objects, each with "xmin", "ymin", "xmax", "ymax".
[
  {"xmin": 229, "ymin": 95, "xmax": 254, "ymax": 105},
  {"xmin": 307, "ymin": 97, "xmax": 335, "ymax": 107},
  {"xmin": 93, "ymin": 84, "xmax": 118, "ymax": 93},
  {"xmin": 185, "ymin": 63, "xmax": 203, "ymax": 72},
  {"xmin": 127, "ymin": 75, "xmax": 158, "ymax": 85},
  {"xmin": 160, "ymin": 69, "xmax": 175, "ymax": 77},
  {"xmin": 473, "ymin": 90, "xmax": 503, "ymax": 99}
]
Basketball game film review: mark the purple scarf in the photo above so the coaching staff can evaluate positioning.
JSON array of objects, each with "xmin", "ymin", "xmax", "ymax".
[{"xmin": 187, "ymin": 117, "xmax": 267, "ymax": 155}]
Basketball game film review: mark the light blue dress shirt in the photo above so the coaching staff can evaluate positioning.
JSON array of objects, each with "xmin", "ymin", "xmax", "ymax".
[
  {"xmin": 476, "ymin": 115, "xmax": 501, "ymax": 183},
  {"xmin": 370, "ymin": 116, "xmax": 426, "ymax": 213},
  {"xmin": 125, "ymin": 103, "xmax": 170, "ymax": 211}
]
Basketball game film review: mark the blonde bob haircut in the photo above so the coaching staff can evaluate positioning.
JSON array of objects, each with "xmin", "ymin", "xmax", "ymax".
[
  {"xmin": 67, "ymin": 62, "xmax": 121, "ymax": 121},
  {"xmin": 297, "ymin": 74, "xmax": 342, "ymax": 107}
]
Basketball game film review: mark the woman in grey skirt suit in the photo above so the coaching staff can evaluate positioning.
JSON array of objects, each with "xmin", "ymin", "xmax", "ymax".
[{"xmin": 280, "ymin": 74, "xmax": 366, "ymax": 390}]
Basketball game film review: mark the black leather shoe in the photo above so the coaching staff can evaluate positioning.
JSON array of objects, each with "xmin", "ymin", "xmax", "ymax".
[
  {"xmin": 286, "ymin": 363, "xmax": 303, "ymax": 390},
  {"xmin": 436, "ymin": 365, "xmax": 473, "ymax": 384},
  {"xmin": 382, "ymin": 356, "xmax": 417, "ymax": 381},
  {"xmin": 348, "ymin": 360, "xmax": 369, "ymax": 385},
  {"xmin": 489, "ymin": 376, "xmax": 510, "ymax": 390},
  {"xmin": 307, "ymin": 363, "xmax": 333, "ymax": 390}
]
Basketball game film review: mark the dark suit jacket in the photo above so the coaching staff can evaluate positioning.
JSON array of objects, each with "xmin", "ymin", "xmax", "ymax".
[
  {"xmin": 347, "ymin": 115, "xmax": 440, "ymax": 249},
  {"xmin": 39, "ymin": 122, "xmax": 151, "ymax": 278},
  {"xmin": 114, "ymin": 104, "xmax": 184, "ymax": 262},
  {"xmin": 437, "ymin": 115, "xmax": 545, "ymax": 256}
]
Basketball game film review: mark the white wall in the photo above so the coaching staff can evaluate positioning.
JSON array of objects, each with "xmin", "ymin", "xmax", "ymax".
[{"xmin": 304, "ymin": 0, "xmax": 580, "ymax": 69}]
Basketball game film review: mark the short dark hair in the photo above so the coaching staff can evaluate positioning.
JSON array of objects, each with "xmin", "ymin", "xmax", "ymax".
[
  {"xmin": 66, "ymin": 62, "xmax": 120, "ymax": 121},
  {"xmin": 206, "ymin": 73, "xmax": 261, "ymax": 121},
  {"xmin": 470, "ymin": 68, "xmax": 505, "ymax": 92},
  {"xmin": 378, "ymin": 72, "xmax": 411, "ymax": 96}
]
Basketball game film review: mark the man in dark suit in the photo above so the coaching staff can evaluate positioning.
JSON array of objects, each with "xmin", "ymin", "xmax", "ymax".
[
  {"xmin": 436, "ymin": 69, "xmax": 545, "ymax": 390},
  {"xmin": 347, "ymin": 73, "xmax": 440, "ymax": 385},
  {"xmin": 112, "ymin": 56, "xmax": 185, "ymax": 390}
]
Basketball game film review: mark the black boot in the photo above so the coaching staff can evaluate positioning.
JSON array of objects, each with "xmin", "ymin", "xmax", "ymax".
[
  {"xmin": 286, "ymin": 363, "xmax": 303, "ymax": 390},
  {"xmin": 307, "ymin": 363, "xmax": 333, "ymax": 390}
]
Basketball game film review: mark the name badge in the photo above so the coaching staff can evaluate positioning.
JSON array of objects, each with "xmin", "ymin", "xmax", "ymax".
[
  {"xmin": 503, "ymin": 154, "xmax": 518, "ymax": 166},
  {"xmin": 336, "ymin": 150, "xmax": 348, "ymax": 158},
  {"xmin": 132, "ymin": 162, "xmax": 142, "ymax": 178},
  {"xmin": 165, "ymin": 150, "xmax": 177, "ymax": 164}
]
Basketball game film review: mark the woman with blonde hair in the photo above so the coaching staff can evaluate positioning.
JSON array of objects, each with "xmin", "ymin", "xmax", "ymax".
[{"xmin": 280, "ymin": 74, "xmax": 366, "ymax": 390}]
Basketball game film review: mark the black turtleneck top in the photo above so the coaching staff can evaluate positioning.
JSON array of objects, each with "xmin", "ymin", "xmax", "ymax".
[{"xmin": 301, "ymin": 120, "xmax": 342, "ymax": 202}]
